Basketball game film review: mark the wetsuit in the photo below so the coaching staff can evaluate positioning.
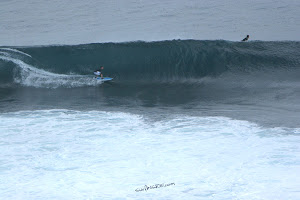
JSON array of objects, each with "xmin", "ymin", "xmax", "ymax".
[
  {"xmin": 242, "ymin": 36, "xmax": 249, "ymax": 41},
  {"xmin": 94, "ymin": 69, "xmax": 102, "ymax": 76}
]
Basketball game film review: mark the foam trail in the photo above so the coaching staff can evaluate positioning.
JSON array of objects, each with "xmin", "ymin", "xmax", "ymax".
[
  {"xmin": 0, "ymin": 52, "xmax": 10, "ymax": 57},
  {"xmin": 0, "ymin": 55, "xmax": 101, "ymax": 88},
  {"xmin": 9, "ymin": 40, "xmax": 299, "ymax": 83},
  {"xmin": 0, "ymin": 48, "xmax": 32, "ymax": 58}
]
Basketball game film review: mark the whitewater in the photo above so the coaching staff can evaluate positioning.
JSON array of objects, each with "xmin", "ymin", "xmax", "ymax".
[
  {"xmin": 1, "ymin": 110, "xmax": 299, "ymax": 200},
  {"xmin": 1, "ymin": 0, "xmax": 300, "ymax": 200}
]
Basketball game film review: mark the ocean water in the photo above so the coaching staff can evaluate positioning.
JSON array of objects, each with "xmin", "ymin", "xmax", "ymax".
[
  {"xmin": 1, "ymin": 0, "xmax": 300, "ymax": 45},
  {"xmin": 0, "ymin": 110, "xmax": 299, "ymax": 200},
  {"xmin": 1, "ymin": 1, "xmax": 300, "ymax": 200}
]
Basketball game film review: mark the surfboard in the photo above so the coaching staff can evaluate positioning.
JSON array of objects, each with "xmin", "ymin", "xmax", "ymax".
[{"xmin": 95, "ymin": 77, "xmax": 113, "ymax": 82}]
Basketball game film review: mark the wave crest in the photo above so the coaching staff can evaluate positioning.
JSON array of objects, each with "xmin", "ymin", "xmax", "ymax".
[{"xmin": 1, "ymin": 40, "xmax": 300, "ymax": 88}]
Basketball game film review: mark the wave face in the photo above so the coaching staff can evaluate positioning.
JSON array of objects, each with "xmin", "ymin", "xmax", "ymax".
[{"xmin": 1, "ymin": 40, "xmax": 300, "ymax": 88}]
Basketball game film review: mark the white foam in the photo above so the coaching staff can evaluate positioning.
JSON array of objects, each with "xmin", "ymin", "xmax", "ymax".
[
  {"xmin": 0, "ymin": 110, "xmax": 299, "ymax": 199},
  {"xmin": 0, "ymin": 48, "xmax": 32, "ymax": 58},
  {"xmin": 0, "ymin": 55, "xmax": 101, "ymax": 88},
  {"xmin": 0, "ymin": 51, "xmax": 10, "ymax": 57}
]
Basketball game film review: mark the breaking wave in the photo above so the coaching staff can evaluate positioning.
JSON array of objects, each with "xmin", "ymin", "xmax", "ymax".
[{"xmin": 0, "ymin": 40, "xmax": 299, "ymax": 88}]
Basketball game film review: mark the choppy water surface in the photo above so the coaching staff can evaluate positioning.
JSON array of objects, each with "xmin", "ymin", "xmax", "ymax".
[
  {"xmin": 1, "ymin": 1, "xmax": 300, "ymax": 199},
  {"xmin": 1, "ymin": 110, "xmax": 300, "ymax": 199},
  {"xmin": 1, "ymin": 0, "xmax": 300, "ymax": 45}
]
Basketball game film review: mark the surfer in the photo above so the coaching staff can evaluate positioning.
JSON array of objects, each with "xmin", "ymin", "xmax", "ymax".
[
  {"xmin": 242, "ymin": 35, "xmax": 249, "ymax": 41},
  {"xmin": 94, "ymin": 66, "xmax": 104, "ymax": 78}
]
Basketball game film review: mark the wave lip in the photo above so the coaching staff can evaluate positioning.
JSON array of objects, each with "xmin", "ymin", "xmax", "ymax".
[
  {"xmin": 0, "ymin": 49, "xmax": 103, "ymax": 88},
  {"xmin": 0, "ymin": 48, "xmax": 32, "ymax": 57}
]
